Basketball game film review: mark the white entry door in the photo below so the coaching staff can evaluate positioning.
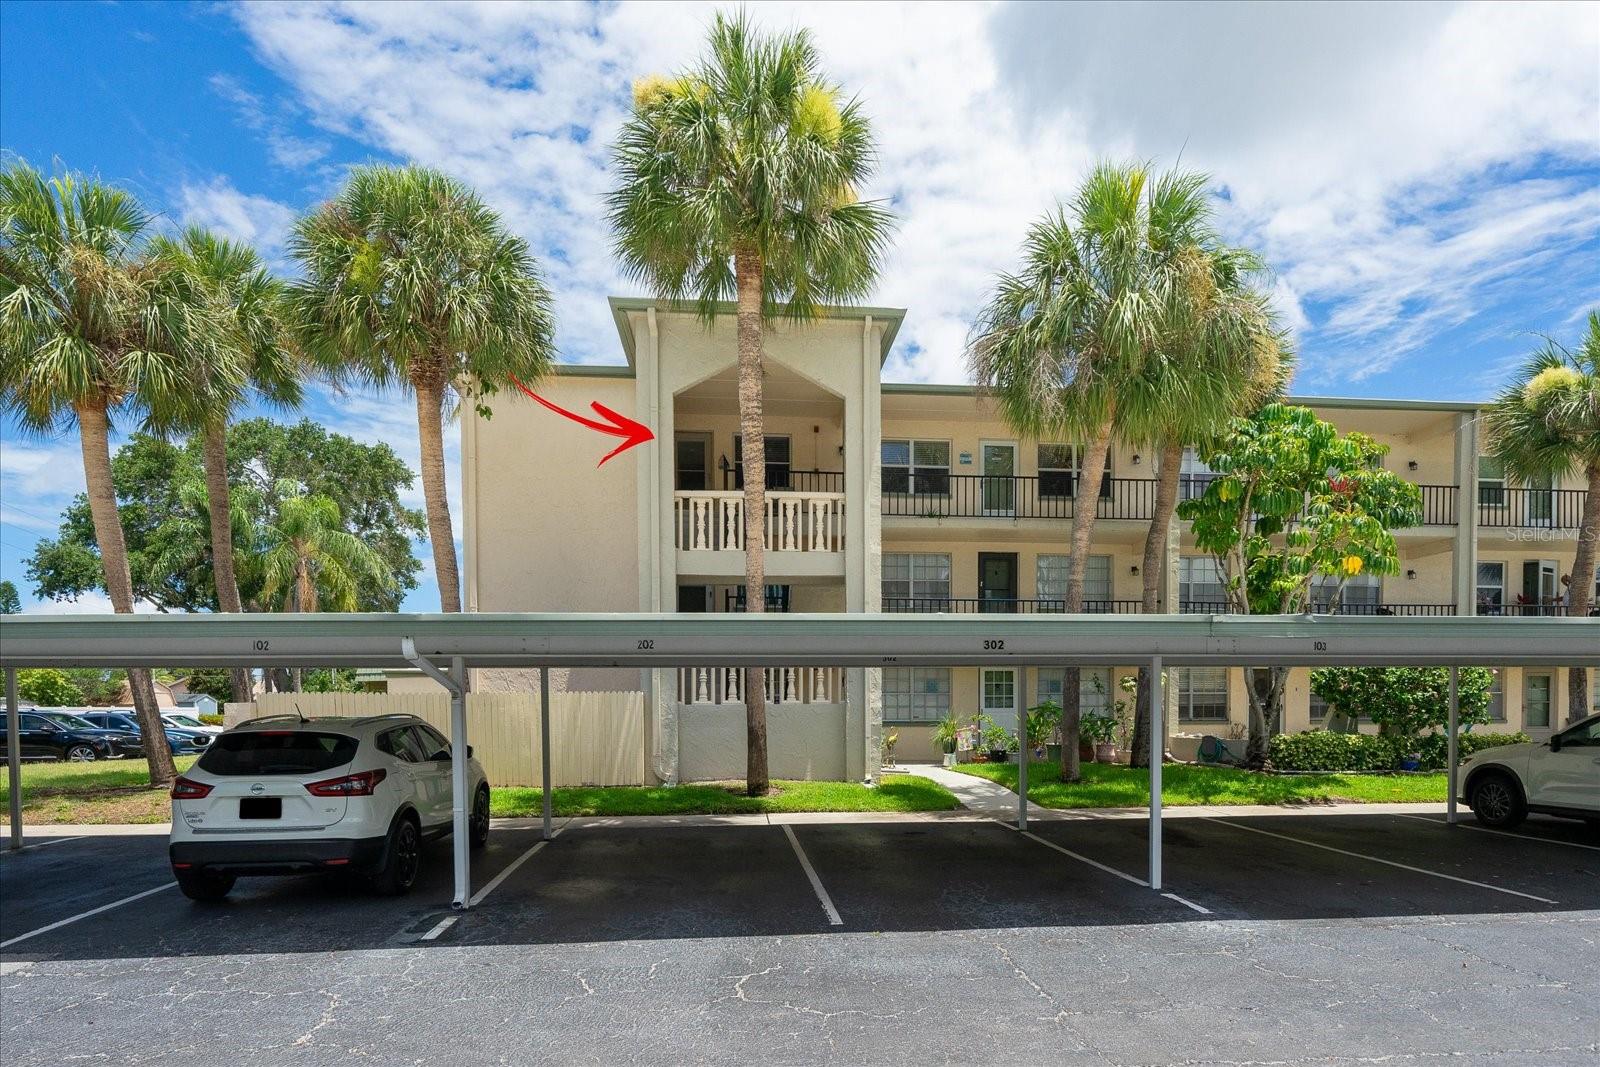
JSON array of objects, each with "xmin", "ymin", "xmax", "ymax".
[
  {"xmin": 981, "ymin": 442, "xmax": 1017, "ymax": 516},
  {"xmin": 981, "ymin": 668, "xmax": 1018, "ymax": 732}
]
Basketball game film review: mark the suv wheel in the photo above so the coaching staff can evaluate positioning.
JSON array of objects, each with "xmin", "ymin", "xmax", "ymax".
[
  {"xmin": 176, "ymin": 868, "xmax": 235, "ymax": 902},
  {"xmin": 1469, "ymin": 770, "xmax": 1526, "ymax": 828},
  {"xmin": 65, "ymin": 744, "xmax": 98, "ymax": 762},
  {"xmin": 470, "ymin": 785, "xmax": 491, "ymax": 849},
  {"xmin": 370, "ymin": 814, "xmax": 422, "ymax": 896}
]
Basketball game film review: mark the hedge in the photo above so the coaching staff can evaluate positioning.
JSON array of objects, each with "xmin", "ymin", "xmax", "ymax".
[{"xmin": 1268, "ymin": 730, "xmax": 1531, "ymax": 773}]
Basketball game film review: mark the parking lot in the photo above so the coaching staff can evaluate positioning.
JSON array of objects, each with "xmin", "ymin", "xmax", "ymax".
[{"xmin": 3, "ymin": 809, "xmax": 1598, "ymax": 1065}]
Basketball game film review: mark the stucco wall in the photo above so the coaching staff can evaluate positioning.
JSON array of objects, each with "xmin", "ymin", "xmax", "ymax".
[{"xmin": 678, "ymin": 703, "xmax": 847, "ymax": 781}]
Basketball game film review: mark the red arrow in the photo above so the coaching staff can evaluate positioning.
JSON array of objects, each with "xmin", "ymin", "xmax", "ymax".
[{"xmin": 509, "ymin": 375, "xmax": 655, "ymax": 467}]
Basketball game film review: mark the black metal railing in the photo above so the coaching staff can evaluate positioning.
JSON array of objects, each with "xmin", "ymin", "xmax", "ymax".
[
  {"xmin": 1476, "ymin": 487, "xmax": 1587, "ymax": 529},
  {"xmin": 882, "ymin": 474, "xmax": 1161, "ymax": 521},
  {"xmin": 722, "ymin": 468, "xmax": 845, "ymax": 493},
  {"xmin": 1416, "ymin": 484, "xmax": 1458, "ymax": 525},
  {"xmin": 882, "ymin": 597, "xmax": 1145, "ymax": 614},
  {"xmin": 1475, "ymin": 602, "xmax": 1594, "ymax": 617},
  {"xmin": 1178, "ymin": 601, "xmax": 1457, "ymax": 616}
]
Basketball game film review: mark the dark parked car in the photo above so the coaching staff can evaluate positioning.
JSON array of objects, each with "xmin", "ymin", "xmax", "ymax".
[
  {"xmin": 0, "ymin": 712, "xmax": 136, "ymax": 761},
  {"xmin": 78, "ymin": 711, "xmax": 212, "ymax": 757},
  {"xmin": 37, "ymin": 712, "xmax": 146, "ymax": 759}
]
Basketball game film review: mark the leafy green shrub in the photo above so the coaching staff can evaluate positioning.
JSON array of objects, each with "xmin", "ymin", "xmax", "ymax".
[
  {"xmin": 1270, "ymin": 729, "xmax": 1531, "ymax": 772},
  {"xmin": 18, "ymin": 668, "xmax": 85, "ymax": 707},
  {"xmin": 1309, "ymin": 666, "xmax": 1493, "ymax": 736},
  {"xmin": 198, "ymin": 714, "xmax": 225, "ymax": 727}
]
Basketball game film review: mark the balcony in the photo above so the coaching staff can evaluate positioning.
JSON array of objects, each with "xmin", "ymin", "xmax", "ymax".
[
  {"xmin": 673, "ymin": 489, "xmax": 846, "ymax": 579},
  {"xmin": 1179, "ymin": 601, "xmax": 1458, "ymax": 616},
  {"xmin": 883, "ymin": 597, "xmax": 1144, "ymax": 614},
  {"xmin": 677, "ymin": 666, "xmax": 845, "ymax": 705},
  {"xmin": 1476, "ymin": 487, "xmax": 1587, "ymax": 529},
  {"xmin": 1476, "ymin": 602, "xmax": 1595, "ymax": 617}
]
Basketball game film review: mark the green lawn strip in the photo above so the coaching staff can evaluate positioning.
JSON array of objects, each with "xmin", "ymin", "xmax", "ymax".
[
  {"xmin": 1, "ymin": 756, "xmax": 199, "ymax": 824},
  {"xmin": 955, "ymin": 761, "xmax": 1447, "ymax": 808},
  {"xmin": 492, "ymin": 774, "xmax": 960, "ymax": 818}
]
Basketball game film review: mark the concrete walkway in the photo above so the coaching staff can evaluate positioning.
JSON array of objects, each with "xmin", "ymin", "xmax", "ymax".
[{"xmin": 896, "ymin": 762, "xmax": 1050, "ymax": 821}]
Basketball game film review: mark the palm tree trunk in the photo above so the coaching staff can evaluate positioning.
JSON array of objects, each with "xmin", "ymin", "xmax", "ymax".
[
  {"xmin": 1131, "ymin": 439, "xmax": 1184, "ymax": 768},
  {"xmin": 735, "ymin": 245, "xmax": 770, "ymax": 796},
  {"xmin": 200, "ymin": 419, "xmax": 253, "ymax": 705},
  {"xmin": 76, "ymin": 402, "xmax": 177, "ymax": 786},
  {"xmin": 1565, "ymin": 461, "xmax": 1599, "ymax": 721},
  {"xmin": 414, "ymin": 376, "xmax": 462, "ymax": 612},
  {"xmin": 1058, "ymin": 414, "xmax": 1115, "ymax": 783}
]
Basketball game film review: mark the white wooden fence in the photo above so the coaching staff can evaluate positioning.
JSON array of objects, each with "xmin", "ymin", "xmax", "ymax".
[{"xmin": 225, "ymin": 691, "xmax": 646, "ymax": 788}]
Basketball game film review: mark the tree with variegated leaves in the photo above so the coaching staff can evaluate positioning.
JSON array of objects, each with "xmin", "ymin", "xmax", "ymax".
[{"xmin": 1178, "ymin": 404, "xmax": 1422, "ymax": 766}]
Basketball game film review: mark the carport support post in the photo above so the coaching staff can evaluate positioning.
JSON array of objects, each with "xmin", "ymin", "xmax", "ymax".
[
  {"xmin": 1446, "ymin": 667, "xmax": 1459, "ymax": 825},
  {"xmin": 401, "ymin": 639, "xmax": 471, "ymax": 909},
  {"xmin": 1017, "ymin": 667, "xmax": 1028, "ymax": 831},
  {"xmin": 540, "ymin": 667, "xmax": 553, "ymax": 840},
  {"xmin": 1148, "ymin": 656, "xmax": 1163, "ymax": 891},
  {"xmin": 6, "ymin": 668, "xmax": 20, "ymax": 851}
]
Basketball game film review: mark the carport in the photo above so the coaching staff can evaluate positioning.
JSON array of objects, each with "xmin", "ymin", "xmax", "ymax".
[{"xmin": 3, "ymin": 612, "xmax": 1595, "ymax": 911}]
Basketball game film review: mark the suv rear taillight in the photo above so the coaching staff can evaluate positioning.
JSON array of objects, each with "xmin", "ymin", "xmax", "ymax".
[
  {"xmin": 305, "ymin": 769, "xmax": 387, "ymax": 797},
  {"xmin": 170, "ymin": 776, "xmax": 213, "ymax": 799}
]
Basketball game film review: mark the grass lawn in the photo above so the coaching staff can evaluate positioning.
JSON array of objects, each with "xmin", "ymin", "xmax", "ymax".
[
  {"xmin": 492, "ymin": 774, "xmax": 960, "ymax": 818},
  {"xmin": 957, "ymin": 760, "xmax": 1447, "ymax": 808},
  {"xmin": 0, "ymin": 756, "xmax": 198, "ymax": 824}
]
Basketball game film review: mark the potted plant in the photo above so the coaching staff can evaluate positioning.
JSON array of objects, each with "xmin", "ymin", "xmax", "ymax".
[
  {"xmin": 1024, "ymin": 699, "xmax": 1061, "ymax": 762},
  {"xmin": 932, "ymin": 713, "xmax": 961, "ymax": 768},
  {"xmin": 978, "ymin": 714, "xmax": 1014, "ymax": 763},
  {"xmin": 1080, "ymin": 712, "xmax": 1118, "ymax": 763}
]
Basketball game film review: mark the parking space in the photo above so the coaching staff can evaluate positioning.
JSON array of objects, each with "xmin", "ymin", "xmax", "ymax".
[{"xmin": 3, "ymin": 812, "xmax": 1598, "ymax": 1063}]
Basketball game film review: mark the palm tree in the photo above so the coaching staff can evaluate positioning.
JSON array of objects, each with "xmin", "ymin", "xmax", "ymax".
[
  {"xmin": 1126, "ymin": 242, "xmax": 1292, "ymax": 768},
  {"xmin": 146, "ymin": 227, "xmax": 302, "ymax": 704},
  {"xmin": 258, "ymin": 481, "xmax": 394, "ymax": 691},
  {"xmin": 0, "ymin": 162, "xmax": 208, "ymax": 786},
  {"xmin": 608, "ymin": 12, "xmax": 895, "ymax": 795},
  {"xmin": 1483, "ymin": 312, "xmax": 1600, "ymax": 721},
  {"xmin": 288, "ymin": 165, "xmax": 556, "ymax": 613},
  {"xmin": 969, "ymin": 162, "xmax": 1215, "ymax": 783}
]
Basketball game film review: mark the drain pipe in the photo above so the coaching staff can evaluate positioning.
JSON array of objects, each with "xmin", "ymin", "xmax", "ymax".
[{"xmin": 402, "ymin": 638, "xmax": 471, "ymax": 909}]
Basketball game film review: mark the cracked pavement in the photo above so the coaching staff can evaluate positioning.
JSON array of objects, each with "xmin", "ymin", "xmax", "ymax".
[{"xmin": 2, "ymin": 813, "xmax": 1597, "ymax": 1065}]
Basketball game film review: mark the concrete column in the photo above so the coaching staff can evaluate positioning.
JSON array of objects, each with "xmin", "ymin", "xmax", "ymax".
[
  {"xmin": 636, "ymin": 308, "xmax": 678, "ymax": 786},
  {"xmin": 1453, "ymin": 412, "xmax": 1479, "ymax": 615},
  {"xmin": 848, "ymin": 317, "xmax": 883, "ymax": 782}
]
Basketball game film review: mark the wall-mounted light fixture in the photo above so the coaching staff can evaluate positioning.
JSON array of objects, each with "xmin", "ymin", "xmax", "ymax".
[
  {"xmin": 1130, "ymin": 564, "xmax": 1140, "ymax": 576},
  {"xmin": 1406, "ymin": 569, "xmax": 1417, "ymax": 580},
  {"xmin": 718, "ymin": 454, "xmax": 731, "ymax": 473},
  {"xmin": 1131, "ymin": 453, "xmax": 1142, "ymax": 466},
  {"xmin": 1407, "ymin": 460, "xmax": 1419, "ymax": 471}
]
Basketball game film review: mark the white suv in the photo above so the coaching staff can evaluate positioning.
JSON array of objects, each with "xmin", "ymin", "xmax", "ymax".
[
  {"xmin": 168, "ymin": 714, "xmax": 490, "ymax": 901},
  {"xmin": 1461, "ymin": 713, "xmax": 1600, "ymax": 830}
]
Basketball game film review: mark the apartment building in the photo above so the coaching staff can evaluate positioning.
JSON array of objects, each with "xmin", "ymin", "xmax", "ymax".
[{"xmin": 462, "ymin": 299, "xmax": 1598, "ymax": 781}]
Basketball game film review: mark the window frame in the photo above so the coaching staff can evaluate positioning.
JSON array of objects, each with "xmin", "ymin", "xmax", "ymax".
[
  {"xmin": 1176, "ymin": 667, "xmax": 1230, "ymax": 722},
  {"xmin": 882, "ymin": 552, "xmax": 952, "ymax": 610},
  {"xmin": 1037, "ymin": 443, "xmax": 1113, "ymax": 499},
  {"xmin": 1178, "ymin": 556, "xmax": 1226, "ymax": 612},
  {"xmin": 732, "ymin": 434, "xmax": 793, "ymax": 490},
  {"xmin": 882, "ymin": 667, "xmax": 953, "ymax": 723},
  {"xmin": 1036, "ymin": 553, "xmax": 1111, "ymax": 609},
  {"xmin": 881, "ymin": 438, "xmax": 951, "ymax": 496}
]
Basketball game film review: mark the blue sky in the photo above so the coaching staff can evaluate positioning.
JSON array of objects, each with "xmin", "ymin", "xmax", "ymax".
[{"xmin": 2, "ymin": 1, "xmax": 1597, "ymax": 614}]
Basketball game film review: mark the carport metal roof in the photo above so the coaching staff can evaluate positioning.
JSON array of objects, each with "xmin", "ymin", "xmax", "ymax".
[
  {"xmin": 4, "ymin": 611, "xmax": 1594, "ymax": 909},
  {"xmin": 1, "ymin": 611, "xmax": 1595, "ymax": 669}
]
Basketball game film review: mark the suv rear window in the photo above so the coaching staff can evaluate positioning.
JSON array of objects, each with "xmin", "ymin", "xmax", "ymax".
[{"xmin": 198, "ymin": 731, "xmax": 358, "ymax": 776}]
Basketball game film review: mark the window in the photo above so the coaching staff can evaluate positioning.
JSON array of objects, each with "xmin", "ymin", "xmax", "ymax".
[
  {"xmin": 882, "ymin": 553, "xmax": 951, "ymax": 610},
  {"xmin": 1486, "ymin": 669, "xmax": 1505, "ymax": 722},
  {"xmin": 982, "ymin": 669, "xmax": 1016, "ymax": 716},
  {"xmin": 729, "ymin": 585, "xmax": 791, "ymax": 612},
  {"xmin": 1310, "ymin": 574, "xmax": 1381, "ymax": 614},
  {"xmin": 378, "ymin": 727, "xmax": 427, "ymax": 763},
  {"xmin": 1475, "ymin": 562, "xmax": 1505, "ymax": 616},
  {"xmin": 1478, "ymin": 455, "xmax": 1506, "ymax": 506},
  {"xmin": 881, "ymin": 439, "xmax": 950, "ymax": 495},
  {"xmin": 1179, "ymin": 448, "xmax": 1217, "ymax": 500},
  {"xmin": 1176, "ymin": 668, "xmax": 1230, "ymax": 721},
  {"xmin": 198, "ymin": 731, "xmax": 359, "ymax": 776},
  {"xmin": 733, "ymin": 435, "xmax": 792, "ymax": 490},
  {"xmin": 1179, "ymin": 557, "xmax": 1226, "ymax": 612},
  {"xmin": 414, "ymin": 724, "xmax": 451, "ymax": 760},
  {"xmin": 1036, "ymin": 554, "xmax": 1111, "ymax": 609},
  {"xmin": 1038, "ymin": 668, "xmax": 1112, "ymax": 714},
  {"xmin": 882, "ymin": 668, "xmax": 952, "ymax": 722},
  {"xmin": 19, "ymin": 713, "xmax": 55, "ymax": 732},
  {"xmin": 1523, "ymin": 672, "xmax": 1552, "ymax": 729},
  {"xmin": 1037, "ymin": 444, "xmax": 1112, "ymax": 499},
  {"xmin": 1309, "ymin": 689, "xmax": 1329, "ymax": 723}
]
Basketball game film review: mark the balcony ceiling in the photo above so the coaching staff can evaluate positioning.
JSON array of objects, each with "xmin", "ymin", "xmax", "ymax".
[{"xmin": 676, "ymin": 361, "xmax": 843, "ymax": 416}]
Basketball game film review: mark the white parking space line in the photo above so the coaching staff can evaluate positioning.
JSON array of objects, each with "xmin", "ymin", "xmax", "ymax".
[
  {"xmin": 0, "ymin": 881, "xmax": 176, "ymax": 949},
  {"xmin": 1161, "ymin": 892, "xmax": 1213, "ymax": 914},
  {"xmin": 781, "ymin": 824, "xmax": 843, "ymax": 926},
  {"xmin": 0, "ymin": 836, "xmax": 83, "ymax": 856},
  {"xmin": 1391, "ymin": 813, "xmax": 1600, "ymax": 853},
  {"xmin": 1201, "ymin": 818, "xmax": 1559, "ymax": 904},
  {"xmin": 419, "ymin": 915, "xmax": 458, "ymax": 942},
  {"xmin": 1013, "ymin": 826, "xmax": 1148, "ymax": 888},
  {"xmin": 467, "ymin": 821, "xmax": 570, "ymax": 908}
]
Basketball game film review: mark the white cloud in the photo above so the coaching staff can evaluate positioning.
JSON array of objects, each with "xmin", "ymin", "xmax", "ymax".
[
  {"xmin": 210, "ymin": 73, "xmax": 332, "ymax": 169},
  {"xmin": 25, "ymin": 592, "xmax": 160, "ymax": 615},
  {"xmin": 226, "ymin": 0, "xmax": 1598, "ymax": 391},
  {"xmin": 177, "ymin": 176, "xmax": 298, "ymax": 260}
]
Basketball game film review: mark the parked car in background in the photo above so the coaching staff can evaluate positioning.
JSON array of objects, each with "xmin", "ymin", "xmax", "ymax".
[
  {"xmin": 161, "ymin": 711, "xmax": 222, "ymax": 736},
  {"xmin": 78, "ymin": 711, "xmax": 213, "ymax": 757},
  {"xmin": 168, "ymin": 714, "xmax": 490, "ymax": 901},
  {"xmin": 0, "ymin": 711, "xmax": 136, "ymax": 761},
  {"xmin": 1461, "ymin": 712, "xmax": 1600, "ymax": 829}
]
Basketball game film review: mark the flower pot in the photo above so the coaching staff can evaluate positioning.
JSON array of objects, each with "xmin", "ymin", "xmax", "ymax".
[
  {"xmin": 1094, "ymin": 742, "xmax": 1116, "ymax": 764},
  {"xmin": 1400, "ymin": 755, "xmax": 1421, "ymax": 772},
  {"xmin": 987, "ymin": 749, "xmax": 1010, "ymax": 763},
  {"xmin": 942, "ymin": 752, "xmax": 957, "ymax": 768},
  {"xmin": 1078, "ymin": 739, "xmax": 1095, "ymax": 762}
]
